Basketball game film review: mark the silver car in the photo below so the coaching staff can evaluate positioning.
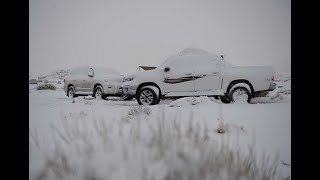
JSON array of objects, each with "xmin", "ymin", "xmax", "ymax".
[{"xmin": 63, "ymin": 66, "xmax": 130, "ymax": 100}]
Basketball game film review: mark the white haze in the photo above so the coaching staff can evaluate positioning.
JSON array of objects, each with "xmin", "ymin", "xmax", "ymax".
[{"xmin": 29, "ymin": 0, "xmax": 290, "ymax": 75}]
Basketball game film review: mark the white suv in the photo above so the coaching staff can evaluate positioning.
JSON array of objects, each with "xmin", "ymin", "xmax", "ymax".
[
  {"xmin": 63, "ymin": 66, "xmax": 129, "ymax": 100},
  {"xmin": 122, "ymin": 49, "xmax": 276, "ymax": 105}
]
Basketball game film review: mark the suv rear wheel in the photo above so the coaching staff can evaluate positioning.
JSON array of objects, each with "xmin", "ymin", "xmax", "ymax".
[
  {"xmin": 67, "ymin": 86, "xmax": 76, "ymax": 98},
  {"xmin": 93, "ymin": 85, "xmax": 104, "ymax": 99}
]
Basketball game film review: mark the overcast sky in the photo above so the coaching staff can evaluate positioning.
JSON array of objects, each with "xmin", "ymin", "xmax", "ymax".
[{"xmin": 30, "ymin": 0, "xmax": 290, "ymax": 75}]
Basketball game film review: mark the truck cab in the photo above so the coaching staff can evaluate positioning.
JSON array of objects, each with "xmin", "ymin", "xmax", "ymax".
[{"xmin": 123, "ymin": 49, "xmax": 276, "ymax": 105}]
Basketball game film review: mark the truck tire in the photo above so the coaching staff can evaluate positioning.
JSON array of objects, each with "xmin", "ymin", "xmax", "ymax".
[
  {"xmin": 136, "ymin": 86, "xmax": 159, "ymax": 105},
  {"xmin": 230, "ymin": 86, "xmax": 252, "ymax": 103}
]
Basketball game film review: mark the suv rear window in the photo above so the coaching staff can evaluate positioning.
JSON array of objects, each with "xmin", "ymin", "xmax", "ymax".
[
  {"xmin": 69, "ymin": 67, "xmax": 90, "ymax": 75},
  {"xmin": 93, "ymin": 67, "xmax": 120, "ymax": 76}
]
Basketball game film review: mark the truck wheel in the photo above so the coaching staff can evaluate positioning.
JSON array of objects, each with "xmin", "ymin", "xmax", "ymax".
[
  {"xmin": 230, "ymin": 86, "xmax": 252, "ymax": 103},
  {"xmin": 67, "ymin": 86, "xmax": 76, "ymax": 98},
  {"xmin": 137, "ymin": 86, "xmax": 159, "ymax": 105}
]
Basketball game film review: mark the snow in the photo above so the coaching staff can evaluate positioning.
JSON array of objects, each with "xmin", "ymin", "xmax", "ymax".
[
  {"xmin": 29, "ymin": 75, "xmax": 291, "ymax": 180},
  {"xmin": 159, "ymin": 48, "xmax": 233, "ymax": 69},
  {"xmin": 177, "ymin": 48, "xmax": 219, "ymax": 57},
  {"xmin": 168, "ymin": 96, "xmax": 216, "ymax": 107}
]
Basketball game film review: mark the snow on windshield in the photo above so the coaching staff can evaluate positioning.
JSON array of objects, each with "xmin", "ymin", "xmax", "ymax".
[
  {"xmin": 93, "ymin": 67, "xmax": 120, "ymax": 75},
  {"xmin": 158, "ymin": 48, "xmax": 232, "ymax": 69}
]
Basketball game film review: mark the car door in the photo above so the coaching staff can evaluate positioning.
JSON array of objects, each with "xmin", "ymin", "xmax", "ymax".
[
  {"xmin": 162, "ymin": 56, "xmax": 196, "ymax": 92},
  {"xmin": 81, "ymin": 67, "xmax": 94, "ymax": 92},
  {"xmin": 73, "ymin": 67, "xmax": 91, "ymax": 92},
  {"xmin": 194, "ymin": 58, "xmax": 221, "ymax": 91}
]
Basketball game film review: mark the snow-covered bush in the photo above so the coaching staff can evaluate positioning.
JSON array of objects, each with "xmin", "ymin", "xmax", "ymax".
[
  {"xmin": 216, "ymin": 121, "xmax": 227, "ymax": 134},
  {"xmin": 29, "ymin": 107, "xmax": 280, "ymax": 180},
  {"xmin": 36, "ymin": 83, "xmax": 56, "ymax": 90},
  {"xmin": 127, "ymin": 106, "xmax": 151, "ymax": 118}
]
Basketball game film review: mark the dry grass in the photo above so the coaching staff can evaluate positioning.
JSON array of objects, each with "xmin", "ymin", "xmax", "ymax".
[{"xmin": 29, "ymin": 107, "xmax": 280, "ymax": 180}]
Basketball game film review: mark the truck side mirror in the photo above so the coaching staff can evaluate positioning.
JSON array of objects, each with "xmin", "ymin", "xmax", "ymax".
[{"xmin": 164, "ymin": 67, "xmax": 170, "ymax": 72}]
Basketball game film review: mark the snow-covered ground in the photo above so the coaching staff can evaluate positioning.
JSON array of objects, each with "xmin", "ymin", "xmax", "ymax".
[{"xmin": 29, "ymin": 75, "xmax": 291, "ymax": 180}]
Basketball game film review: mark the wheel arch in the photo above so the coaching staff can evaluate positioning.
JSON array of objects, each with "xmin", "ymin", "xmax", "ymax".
[
  {"xmin": 226, "ymin": 79, "xmax": 255, "ymax": 98},
  {"xmin": 93, "ymin": 83, "xmax": 104, "ymax": 91},
  {"xmin": 136, "ymin": 82, "xmax": 162, "ymax": 97},
  {"xmin": 68, "ymin": 84, "xmax": 74, "ymax": 88}
]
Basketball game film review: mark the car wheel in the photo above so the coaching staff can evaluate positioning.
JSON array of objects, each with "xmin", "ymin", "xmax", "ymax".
[
  {"xmin": 93, "ymin": 85, "xmax": 104, "ymax": 99},
  {"xmin": 230, "ymin": 86, "xmax": 252, "ymax": 103},
  {"xmin": 67, "ymin": 86, "xmax": 76, "ymax": 98},
  {"xmin": 137, "ymin": 87, "xmax": 159, "ymax": 105}
]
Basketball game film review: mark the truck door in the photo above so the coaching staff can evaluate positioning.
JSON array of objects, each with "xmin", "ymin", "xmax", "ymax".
[
  {"xmin": 162, "ymin": 56, "xmax": 196, "ymax": 92},
  {"xmin": 194, "ymin": 58, "xmax": 221, "ymax": 91}
]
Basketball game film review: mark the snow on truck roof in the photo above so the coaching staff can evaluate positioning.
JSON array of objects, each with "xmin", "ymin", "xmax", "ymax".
[
  {"xmin": 176, "ymin": 48, "xmax": 221, "ymax": 58},
  {"xmin": 158, "ymin": 48, "xmax": 228, "ymax": 68},
  {"xmin": 137, "ymin": 48, "xmax": 230, "ymax": 70}
]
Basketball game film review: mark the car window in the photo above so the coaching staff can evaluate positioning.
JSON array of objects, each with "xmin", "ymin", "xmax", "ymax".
[
  {"xmin": 195, "ymin": 58, "xmax": 220, "ymax": 73},
  {"xmin": 164, "ymin": 56, "xmax": 204, "ymax": 73},
  {"xmin": 93, "ymin": 67, "xmax": 120, "ymax": 76},
  {"xmin": 69, "ymin": 67, "xmax": 90, "ymax": 75}
]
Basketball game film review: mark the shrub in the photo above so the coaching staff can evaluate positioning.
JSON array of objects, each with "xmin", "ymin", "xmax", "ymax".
[
  {"xmin": 36, "ymin": 83, "xmax": 56, "ymax": 90},
  {"xmin": 127, "ymin": 106, "xmax": 151, "ymax": 118}
]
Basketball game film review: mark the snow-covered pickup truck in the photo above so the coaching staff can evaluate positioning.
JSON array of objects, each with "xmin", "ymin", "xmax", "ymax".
[{"xmin": 122, "ymin": 49, "xmax": 276, "ymax": 105}]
